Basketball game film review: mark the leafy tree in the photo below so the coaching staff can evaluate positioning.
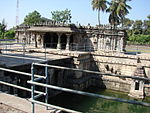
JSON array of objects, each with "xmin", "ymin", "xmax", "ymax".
[
  {"xmin": 128, "ymin": 35, "xmax": 150, "ymax": 45},
  {"xmin": 91, "ymin": 0, "xmax": 108, "ymax": 26},
  {"xmin": 123, "ymin": 18, "xmax": 134, "ymax": 29},
  {"xmin": 0, "ymin": 19, "xmax": 7, "ymax": 39},
  {"xmin": 143, "ymin": 20, "xmax": 150, "ymax": 29},
  {"xmin": 143, "ymin": 19, "xmax": 150, "ymax": 35},
  {"xmin": 132, "ymin": 20, "xmax": 143, "ymax": 35},
  {"xmin": 51, "ymin": 9, "xmax": 72, "ymax": 23},
  {"xmin": 147, "ymin": 15, "xmax": 150, "ymax": 20},
  {"xmin": 127, "ymin": 14, "xmax": 150, "ymax": 45},
  {"xmin": 4, "ymin": 29, "xmax": 15, "ymax": 39},
  {"xmin": 133, "ymin": 20, "xmax": 143, "ymax": 29},
  {"xmin": 24, "ymin": 10, "xmax": 42, "ymax": 25}
]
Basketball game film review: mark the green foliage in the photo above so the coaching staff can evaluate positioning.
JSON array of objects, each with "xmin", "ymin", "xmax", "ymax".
[
  {"xmin": 40, "ymin": 17, "xmax": 52, "ymax": 23},
  {"xmin": 0, "ymin": 19, "xmax": 7, "ymax": 39},
  {"xmin": 0, "ymin": 19, "xmax": 15, "ymax": 39},
  {"xmin": 51, "ymin": 9, "xmax": 72, "ymax": 23},
  {"xmin": 106, "ymin": 0, "xmax": 131, "ymax": 27},
  {"xmin": 133, "ymin": 20, "xmax": 143, "ymax": 30},
  {"xmin": 106, "ymin": 0, "xmax": 120, "ymax": 27},
  {"xmin": 126, "ymin": 14, "xmax": 150, "ymax": 45},
  {"xmin": 123, "ymin": 18, "xmax": 134, "ymax": 29},
  {"xmin": 4, "ymin": 29, "xmax": 15, "ymax": 39},
  {"xmin": 24, "ymin": 10, "xmax": 41, "ymax": 25},
  {"xmin": 128, "ymin": 35, "xmax": 150, "ymax": 45},
  {"xmin": 147, "ymin": 15, "xmax": 150, "ymax": 20}
]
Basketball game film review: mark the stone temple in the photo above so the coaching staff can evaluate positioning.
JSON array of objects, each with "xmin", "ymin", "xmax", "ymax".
[
  {"xmin": 1, "ymin": 22, "xmax": 150, "ymax": 99},
  {"xmin": 15, "ymin": 23, "xmax": 126, "ymax": 52}
]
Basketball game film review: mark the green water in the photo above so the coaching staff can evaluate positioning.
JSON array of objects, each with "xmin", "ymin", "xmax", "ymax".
[{"xmin": 49, "ymin": 87, "xmax": 150, "ymax": 113}]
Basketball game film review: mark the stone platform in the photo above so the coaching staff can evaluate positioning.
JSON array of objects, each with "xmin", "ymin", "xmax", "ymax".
[
  {"xmin": 0, "ymin": 92, "xmax": 57, "ymax": 113},
  {"xmin": 0, "ymin": 52, "xmax": 71, "ymax": 68}
]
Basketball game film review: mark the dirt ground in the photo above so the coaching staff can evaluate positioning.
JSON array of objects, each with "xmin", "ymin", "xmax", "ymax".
[
  {"xmin": 0, "ymin": 103, "xmax": 27, "ymax": 113},
  {"xmin": 126, "ymin": 45, "xmax": 150, "ymax": 53}
]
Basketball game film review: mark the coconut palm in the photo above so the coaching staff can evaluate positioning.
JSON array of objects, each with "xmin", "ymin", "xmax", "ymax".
[
  {"xmin": 116, "ymin": 0, "xmax": 132, "ymax": 27},
  {"xmin": 107, "ymin": 0, "xmax": 131, "ymax": 28},
  {"xmin": 91, "ymin": 0, "xmax": 108, "ymax": 26},
  {"xmin": 106, "ymin": 0, "xmax": 119, "ymax": 28}
]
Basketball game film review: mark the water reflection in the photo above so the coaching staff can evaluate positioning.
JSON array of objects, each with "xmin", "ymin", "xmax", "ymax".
[{"xmin": 49, "ymin": 87, "xmax": 150, "ymax": 113}]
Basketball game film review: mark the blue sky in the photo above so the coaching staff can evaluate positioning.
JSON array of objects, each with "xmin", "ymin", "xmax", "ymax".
[{"xmin": 0, "ymin": 0, "xmax": 150, "ymax": 28}]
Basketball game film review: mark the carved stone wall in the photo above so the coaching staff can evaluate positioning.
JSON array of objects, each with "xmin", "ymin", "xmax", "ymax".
[{"xmin": 15, "ymin": 24, "xmax": 126, "ymax": 52}]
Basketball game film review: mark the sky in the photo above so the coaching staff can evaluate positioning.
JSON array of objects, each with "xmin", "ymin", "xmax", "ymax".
[{"xmin": 0, "ymin": 0, "xmax": 150, "ymax": 29}]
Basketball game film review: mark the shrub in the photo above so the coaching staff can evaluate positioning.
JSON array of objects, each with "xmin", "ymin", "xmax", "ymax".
[{"xmin": 128, "ymin": 35, "xmax": 150, "ymax": 45}]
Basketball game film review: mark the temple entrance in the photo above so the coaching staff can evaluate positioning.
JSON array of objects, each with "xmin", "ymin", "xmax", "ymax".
[
  {"xmin": 44, "ymin": 33, "xmax": 58, "ymax": 48},
  {"xmin": 135, "ymin": 81, "xmax": 140, "ymax": 90},
  {"xmin": 60, "ymin": 34, "xmax": 67, "ymax": 49},
  {"xmin": 70, "ymin": 35, "xmax": 73, "ymax": 44}
]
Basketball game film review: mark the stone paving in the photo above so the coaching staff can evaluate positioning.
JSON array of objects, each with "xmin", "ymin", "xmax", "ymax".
[{"xmin": 0, "ymin": 92, "xmax": 58, "ymax": 113}]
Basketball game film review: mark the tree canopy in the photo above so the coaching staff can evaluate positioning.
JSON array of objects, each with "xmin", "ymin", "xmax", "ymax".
[
  {"xmin": 0, "ymin": 19, "xmax": 7, "ymax": 39},
  {"xmin": 106, "ymin": 0, "xmax": 131, "ymax": 28},
  {"xmin": 51, "ymin": 9, "xmax": 72, "ymax": 23},
  {"xmin": 0, "ymin": 19, "xmax": 15, "ymax": 39},
  {"xmin": 24, "ymin": 10, "xmax": 42, "ymax": 25}
]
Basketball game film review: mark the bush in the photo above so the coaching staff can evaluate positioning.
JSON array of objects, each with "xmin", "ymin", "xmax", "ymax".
[
  {"xmin": 4, "ymin": 29, "xmax": 15, "ymax": 39},
  {"xmin": 128, "ymin": 35, "xmax": 150, "ymax": 45}
]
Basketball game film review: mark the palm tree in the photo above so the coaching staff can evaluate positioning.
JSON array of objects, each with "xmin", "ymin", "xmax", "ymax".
[
  {"xmin": 106, "ymin": 0, "xmax": 119, "ymax": 28},
  {"xmin": 116, "ymin": 0, "xmax": 132, "ymax": 27},
  {"xmin": 107, "ymin": 0, "xmax": 131, "ymax": 28},
  {"xmin": 91, "ymin": 0, "xmax": 108, "ymax": 26}
]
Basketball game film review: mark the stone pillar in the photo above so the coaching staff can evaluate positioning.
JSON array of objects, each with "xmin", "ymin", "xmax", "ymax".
[
  {"xmin": 57, "ymin": 33, "xmax": 61, "ymax": 50},
  {"xmin": 37, "ymin": 33, "xmax": 42, "ymax": 47},
  {"xmin": 28, "ymin": 32, "xmax": 31, "ymax": 45},
  {"xmin": 120, "ymin": 37, "xmax": 123, "ymax": 52},
  {"xmin": 114, "ymin": 36, "xmax": 117, "ymax": 51},
  {"xmin": 31, "ymin": 33, "xmax": 35, "ymax": 45},
  {"xmin": 101, "ymin": 37, "xmax": 104, "ymax": 50},
  {"xmin": 40, "ymin": 33, "xmax": 45, "ymax": 48},
  {"xmin": 106, "ymin": 38, "xmax": 109, "ymax": 51},
  {"xmin": 116, "ymin": 38, "xmax": 119, "ymax": 52},
  {"xmin": 34, "ymin": 33, "xmax": 38, "ymax": 48},
  {"xmin": 100, "ymin": 35, "xmax": 104, "ymax": 50},
  {"xmin": 66, "ymin": 34, "xmax": 71, "ymax": 50},
  {"xmin": 103, "ymin": 37, "xmax": 106, "ymax": 50},
  {"xmin": 23, "ymin": 32, "xmax": 26, "ymax": 44},
  {"xmin": 102, "ymin": 36, "xmax": 105, "ymax": 50},
  {"xmin": 97, "ymin": 35, "xmax": 100, "ymax": 51},
  {"xmin": 110, "ymin": 37, "xmax": 113, "ymax": 51},
  {"xmin": 112, "ymin": 37, "xmax": 115, "ymax": 51},
  {"xmin": 26, "ymin": 32, "xmax": 29, "ymax": 44},
  {"xmin": 15, "ymin": 31, "xmax": 19, "ymax": 43}
]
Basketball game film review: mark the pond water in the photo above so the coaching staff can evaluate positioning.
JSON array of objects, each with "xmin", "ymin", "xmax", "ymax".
[{"xmin": 49, "ymin": 87, "xmax": 150, "ymax": 113}]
